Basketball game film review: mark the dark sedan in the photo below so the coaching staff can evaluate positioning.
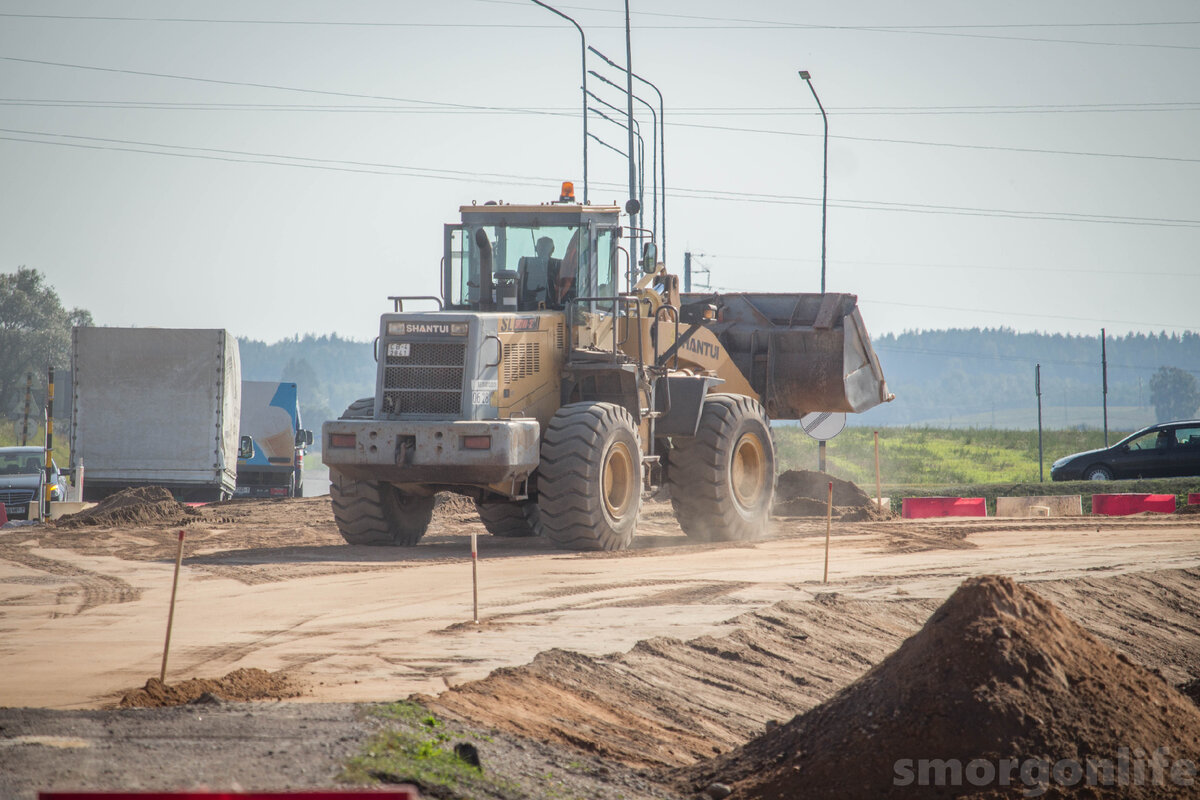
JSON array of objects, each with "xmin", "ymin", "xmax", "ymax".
[{"xmin": 1050, "ymin": 420, "xmax": 1200, "ymax": 481}]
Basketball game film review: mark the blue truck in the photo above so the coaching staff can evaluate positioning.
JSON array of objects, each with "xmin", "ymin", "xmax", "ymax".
[{"xmin": 235, "ymin": 381, "xmax": 313, "ymax": 498}]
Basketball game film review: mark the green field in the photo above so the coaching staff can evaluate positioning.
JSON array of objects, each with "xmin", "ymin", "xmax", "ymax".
[
  {"xmin": 773, "ymin": 425, "xmax": 1200, "ymax": 512},
  {"xmin": 773, "ymin": 425, "xmax": 1128, "ymax": 486}
]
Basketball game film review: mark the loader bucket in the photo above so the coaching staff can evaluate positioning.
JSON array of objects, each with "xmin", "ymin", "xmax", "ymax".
[{"xmin": 686, "ymin": 292, "xmax": 893, "ymax": 420}]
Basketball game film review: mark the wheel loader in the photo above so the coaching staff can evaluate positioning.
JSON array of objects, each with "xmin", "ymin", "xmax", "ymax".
[{"xmin": 322, "ymin": 184, "xmax": 892, "ymax": 550}]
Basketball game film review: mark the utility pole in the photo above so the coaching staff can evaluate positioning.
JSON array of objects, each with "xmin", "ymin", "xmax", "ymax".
[
  {"xmin": 21, "ymin": 372, "xmax": 33, "ymax": 446},
  {"xmin": 1036, "ymin": 364, "xmax": 1044, "ymax": 482},
  {"xmin": 1101, "ymin": 327, "xmax": 1109, "ymax": 447},
  {"xmin": 684, "ymin": 251, "xmax": 691, "ymax": 292}
]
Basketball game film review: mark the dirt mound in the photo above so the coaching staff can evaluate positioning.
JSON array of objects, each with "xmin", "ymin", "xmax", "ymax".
[
  {"xmin": 118, "ymin": 668, "xmax": 301, "ymax": 708},
  {"xmin": 58, "ymin": 486, "xmax": 200, "ymax": 528},
  {"xmin": 772, "ymin": 470, "xmax": 891, "ymax": 520},
  {"xmin": 434, "ymin": 492, "xmax": 478, "ymax": 516},
  {"xmin": 687, "ymin": 575, "xmax": 1200, "ymax": 799}
]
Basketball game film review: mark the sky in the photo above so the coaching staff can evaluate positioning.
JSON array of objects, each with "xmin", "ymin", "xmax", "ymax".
[{"xmin": 1, "ymin": 0, "xmax": 1198, "ymax": 344}]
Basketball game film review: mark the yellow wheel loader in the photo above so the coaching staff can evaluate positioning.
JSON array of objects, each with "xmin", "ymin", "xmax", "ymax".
[{"xmin": 322, "ymin": 187, "xmax": 892, "ymax": 550}]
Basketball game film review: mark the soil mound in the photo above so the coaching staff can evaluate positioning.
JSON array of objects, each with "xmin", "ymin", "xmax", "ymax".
[
  {"xmin": 772, "ymin": 470, "xmax": 891, "ymax": 520},
  {"xmin": 57, "ymin": 486, "xmax": 200, "ymax": 528},
  {"xmin": 687, "ymin": 575, "xmax": 1200, "ymax": 799},
  {"xmin": 118, "ymin": 668, "xmax": 301, "ymax": 708}
]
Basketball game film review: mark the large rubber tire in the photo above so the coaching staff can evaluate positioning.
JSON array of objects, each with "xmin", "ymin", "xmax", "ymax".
[
  {"xmin": 1085, "ymin": 465, "xmax": 1114, "ymax": 481},
  {"xmin": 330, "ymin": 474, "xmax": 434, "ymax": 546},
  {"xmin": 475, "ymin": 498, "xmax": 542, "ymax": 537},
  {"xmin": 328, "ymin": 397, "xmax": 434, "ymax": 546},
  {"xmin": 669, "ymin": 394, "xmax": 775, "ymax": 542},
  {"xmin": 537, "ymin": 402, "xmax": 642, "ymax": 551}
]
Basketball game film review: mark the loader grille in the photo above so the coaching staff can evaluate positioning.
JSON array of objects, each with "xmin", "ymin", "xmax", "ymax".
[
  {"xmin": 382, "ymin": 341, "xmax": 466, "ymax": 416},
  {"xmin": 503, "ymin": 342, "xmax": 541, "ymax": 383}
]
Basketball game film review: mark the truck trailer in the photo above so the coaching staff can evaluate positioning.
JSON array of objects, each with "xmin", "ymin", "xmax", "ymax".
[{"xmin": 70, "ymin": 327, "xmax": 242, "ymax": 502}]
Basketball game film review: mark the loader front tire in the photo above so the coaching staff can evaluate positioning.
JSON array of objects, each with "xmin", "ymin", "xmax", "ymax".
[
  {"xmin": 330, "ymin": 472, "xmax": 434, "ymax": 546},
  {"xmin": 537, "ymin": 402, "xmax": 641, "ymax": 551},
  {"xmin": 475, "ymin": 498, "xmax": 542, "ymax": 537},
  {"xmin": 669, "ymin": 394, "xmax": 774, "ymax": 542},
  {"xmin": 328, "ymin": 396, "xmax": 434, "ymax": 546}
]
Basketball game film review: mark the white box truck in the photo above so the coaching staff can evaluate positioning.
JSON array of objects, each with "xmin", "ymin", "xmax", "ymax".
[{"xmin": 70, "ymin": 327, "xmax": 242, "ymax": 502}]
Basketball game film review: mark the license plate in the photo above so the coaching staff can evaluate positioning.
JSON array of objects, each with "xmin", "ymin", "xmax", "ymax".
[
  {"xmin": 388, "ymin": 342, "xmax": 411, "ymax": 358},
  {"xmin": 6, "ymin": 504, "xmax": 27, "ymax": 516}
]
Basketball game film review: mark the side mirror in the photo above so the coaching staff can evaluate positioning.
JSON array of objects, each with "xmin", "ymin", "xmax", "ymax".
[
  {"xmin": 296, "ymin": 429, "xmax": 314, "ymax": 447},
  {"xmin": 239, "ymin": 435, "xmax": 255, "ymax": 460},
  {"xmin": 641, "ymin": 241, "xmax": 658, "ymax": 274}
]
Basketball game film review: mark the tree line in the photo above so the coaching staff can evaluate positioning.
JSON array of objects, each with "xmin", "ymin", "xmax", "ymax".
[{"xmin": 4, "ymin": 268, "xmax": 1198, "ymax": 439}]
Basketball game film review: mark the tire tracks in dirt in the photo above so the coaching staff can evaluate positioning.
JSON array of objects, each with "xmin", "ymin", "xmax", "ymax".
[{"xmin": 0, "ymin": 545, "xmax": 140, "ymax": 616}]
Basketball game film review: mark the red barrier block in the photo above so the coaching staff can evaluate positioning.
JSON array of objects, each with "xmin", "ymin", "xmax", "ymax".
[
  {"xmin": 0, "ymin": 501, "xmax": 7, "ymax": 526},
  {"xmin": 901, "ymin": 497, "xmax": 987, "ymax": 519},
  {"xmin": 41, "ymin": 792, "xmax": 419, "ymax": 799},
  {"xmin": 1189, "ymin": 493, "xmax": 1200, "ymax": 506},
  {"xmin": 1091, "ymin": 493, "xmax": 1176, "ymax": 516}
]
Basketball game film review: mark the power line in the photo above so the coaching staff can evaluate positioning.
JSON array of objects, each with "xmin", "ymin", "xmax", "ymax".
[
  {"xmin": 8, "ymin": 8, "xmax": 1199, "ymax": 51},
  {"xmin": 6, "ymin": 127, "xmax": 1199, "ymax": 229},
  {"xmin": 705, "ymin": 253, "xmax": 1200, "ymax": 279},
  {"xmin": 7, "ymin": 57, "xmax": 1199, "ymax": 166},
  {"xmin": 5, "ymin": 98, "xmax": 1200, "ymax": 117}
]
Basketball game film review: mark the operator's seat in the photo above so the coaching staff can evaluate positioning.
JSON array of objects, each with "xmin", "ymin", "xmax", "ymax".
[{"xmin": 517, "ymin": 256, "xmax": 551, "ymax": 309}]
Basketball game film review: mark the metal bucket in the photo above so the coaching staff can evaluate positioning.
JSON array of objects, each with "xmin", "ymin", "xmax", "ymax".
[{"xmin": 686, "ymin": 292, "xmax": 893, "ymax": 419}]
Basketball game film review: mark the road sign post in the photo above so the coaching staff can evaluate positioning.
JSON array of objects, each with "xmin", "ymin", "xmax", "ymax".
[{"xmin": 800, "ymin": 412, "xmax": 846, "ymax": 474}]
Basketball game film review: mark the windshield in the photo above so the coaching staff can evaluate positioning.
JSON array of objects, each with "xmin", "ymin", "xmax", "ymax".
[
  {"xmin": 0, "ymin": 452, "xmax": 45, "ymax": 475},
  {"xmin": 447, "ymin": 223, "xmax": 619, "ymax": 311}
]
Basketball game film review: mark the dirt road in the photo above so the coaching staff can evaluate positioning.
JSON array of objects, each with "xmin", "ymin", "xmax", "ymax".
[{"xmin": 1, "ymin": 496, "xmax": 1198, "ymax": 709}]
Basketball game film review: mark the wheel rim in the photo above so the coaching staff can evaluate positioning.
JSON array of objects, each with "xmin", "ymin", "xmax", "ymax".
[
  {"xmin": 602, "ymin": 440, "xmax": 637, "ymax": 519},
  {"xmin": 731, "ymin": 432, "xmax": 767, "ymax": 508}
]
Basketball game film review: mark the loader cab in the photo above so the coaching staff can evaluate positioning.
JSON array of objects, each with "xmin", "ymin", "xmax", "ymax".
[{"xmin": 444, "ymin": 201, "xmax": 623, "ymax": 313}]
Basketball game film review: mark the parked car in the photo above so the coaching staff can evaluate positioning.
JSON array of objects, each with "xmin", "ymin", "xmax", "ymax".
[
  {"xmin": 0, "ymin": 446, "xmax": 67, "ymax": 520},
  {"xmin": 1050, "ymin": 420, "xmax": 1200, "ymax": 481}
]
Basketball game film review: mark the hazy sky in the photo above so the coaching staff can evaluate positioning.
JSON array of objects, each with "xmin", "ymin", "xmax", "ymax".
[{"xmin": 2, "ymin": 1, "xmax": 1197, "ymax": 343}]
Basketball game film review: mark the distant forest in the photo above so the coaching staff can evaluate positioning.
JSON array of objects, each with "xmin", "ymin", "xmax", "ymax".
[
  {"xmin": 864, "ymin": 328, "xmax": 1200, "ymax": 430},
  {"xmin": 237, "ymin": 328, "xmax": 1200, "ymax": 446},
  {"xmin": 238, "ymin": 334, "xmax": 375, "ymax": 445}
]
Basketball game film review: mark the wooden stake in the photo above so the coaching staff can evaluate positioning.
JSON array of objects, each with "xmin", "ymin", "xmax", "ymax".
[
  {"xmin": 823, "ymin": 481, "xmax": 833, "ymax": 584},
  {"xmin": 160, "ymin": 531, "xmax": 185, "ymax": 683},
  {"xmin": 471, "ymin": 529, "xmax": 479, "ymax": 624},
  {"xmin": 874, "ymin": 430, "xmax": 882, "ymax": 510}
]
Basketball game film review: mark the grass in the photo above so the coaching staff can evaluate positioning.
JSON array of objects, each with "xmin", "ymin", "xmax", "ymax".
[
  {"xmin": 341, "ymin": 701, "xmax": 517, "ymax": 797},
  {"xmin": 0, "ymin": 417, "xmax": 71, "ymax": 463},
  {"xmin": 770, "ymin": 425, "xmax": 1200, "ymax": 513},
  {"xmin": 773, "ymin": 425, "xmax": 1127, "ymax": 487}
]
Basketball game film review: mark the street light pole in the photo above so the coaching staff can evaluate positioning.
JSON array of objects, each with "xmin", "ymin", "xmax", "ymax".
[
  {"xmin": 623, "ymin": 0, "xmax": 639, "ymax": 261},
  {"xmin": 589, "ymin": 46, "xmax": 666, "ymax": 266},
  {"xmin": 530, "ymin": 0, "xmax": 588, "ymax": 203},
  {"xmin": 799, "ymin": 70, "xmax": 828, "ymax": 293}
]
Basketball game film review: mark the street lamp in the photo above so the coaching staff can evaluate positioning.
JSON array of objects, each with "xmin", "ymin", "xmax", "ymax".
[
  {"xmin": 530, "ymin": 0, "xmax": 588, "ymax": 203},
  {"xmin": 798, "ymin": 70, "xmax": 828, "ymax": 293}
]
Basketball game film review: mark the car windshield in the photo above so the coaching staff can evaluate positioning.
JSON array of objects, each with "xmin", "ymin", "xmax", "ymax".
[{"xmin": 0, "ymin": 452, "xmax": 43, "ymax": 475}]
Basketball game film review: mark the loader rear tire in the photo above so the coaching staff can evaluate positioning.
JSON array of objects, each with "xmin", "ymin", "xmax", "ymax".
[
  {"xmin": 537, "ymin": 402, "xmax": 641, "ymax": 551},
  {"xmin": 669, "ymin": 394, "xmax": 774, "ymax": 542},
  {"xmin": 330, "ymin": 472, "xmax": 434, "ymax": 546},
  {"xmin": 475, "ymin": 498, "xmax": 542, "ymax": 537},
  {"xmin": 328, "ymin": 396, "xmax": 434, "ymax": 546}
]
